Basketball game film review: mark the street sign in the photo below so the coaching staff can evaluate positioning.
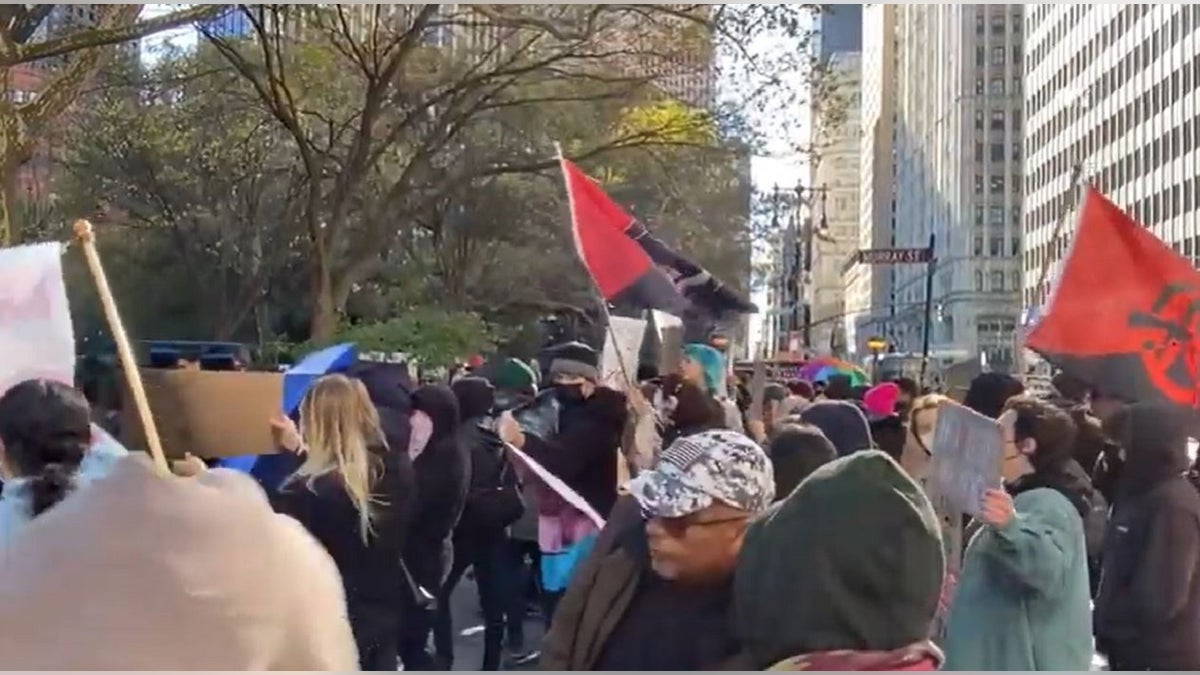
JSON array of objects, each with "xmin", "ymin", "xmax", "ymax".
[{"xmin": 854, "ymin": 247, "xmax": 934, "ymax": 265}]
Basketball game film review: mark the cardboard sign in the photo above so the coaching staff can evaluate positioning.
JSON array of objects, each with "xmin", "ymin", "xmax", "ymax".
[
  {"xmin": 929, "ymin": 400, "xmax": 1004, "ymax": 518},
  {"xmin": 601, "ymin": 317, "xmax": 646, "ymax": 391},
  {"xmin": 652, "ymin": 310, "xmax": 683, "ymax": 375},
  {"xmin": 0, "ymin": 243, "xmax": 74, "ymax": 398},
  {"xmin": 121, "ymin": 369, "xmax": 284, "ymax": 458}
]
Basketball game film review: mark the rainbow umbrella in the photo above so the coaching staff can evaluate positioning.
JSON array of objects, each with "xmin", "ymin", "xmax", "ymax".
[{"xmin": 798, "ymin": 358, "xmax": 870, "ymax": 386}]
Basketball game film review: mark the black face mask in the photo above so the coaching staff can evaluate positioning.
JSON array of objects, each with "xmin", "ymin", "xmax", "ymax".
[{"xmin": 554, "ymin": 383, "xmax": 586, "ymax": 404}]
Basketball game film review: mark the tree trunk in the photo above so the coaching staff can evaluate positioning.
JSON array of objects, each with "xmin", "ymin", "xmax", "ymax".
[{"xmin": 309, "ymin": 255, "xmax": 338, "ymax": 342}]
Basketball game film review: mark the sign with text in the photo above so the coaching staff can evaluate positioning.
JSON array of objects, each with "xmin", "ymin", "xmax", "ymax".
[
  {"xmin": 929, "ymin": 400, "xmax": 1004, "ymax": 518},
  {"xmin": 855, "ymin": 247, "xmax": 934, "ymax": 265},
  {"xmin": 0, "ymin": 243, "xmax": 75, "ymax": 398}
]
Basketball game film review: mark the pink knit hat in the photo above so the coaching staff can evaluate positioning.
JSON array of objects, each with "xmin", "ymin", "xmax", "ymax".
[{"xmin": 863, "ymin": 382, "xmax": 901, "ymax": 421}]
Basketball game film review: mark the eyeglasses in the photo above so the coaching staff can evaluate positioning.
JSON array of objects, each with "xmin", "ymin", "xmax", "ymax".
[{"xmin": 646, "ymin": 512, "xmax": 749, "ymax": 538}]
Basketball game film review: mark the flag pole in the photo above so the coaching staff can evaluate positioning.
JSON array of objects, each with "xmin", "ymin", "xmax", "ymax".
[
  {"xmin": 1015, "ymin": 162, "xmax": 1085, "ymax": 380},
  {"xmin": 554, "ymin": 142, "xmax": 638, "ymax": 394},
  {"xmin": 72, "ymin": 220, "xmax": 171, "ymax": 476}
]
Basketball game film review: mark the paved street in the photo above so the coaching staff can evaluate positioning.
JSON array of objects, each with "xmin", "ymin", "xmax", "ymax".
[{"xmin": 445, "ymin": 576, "xmax": 544, "ymax": 672}]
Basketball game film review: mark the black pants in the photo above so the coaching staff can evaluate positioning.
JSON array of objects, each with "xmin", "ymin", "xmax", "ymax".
[
  {"xmin": 504, "ymin": 538, "xmax": 541, "ymax": 650},
  {"xmin": 432, "ymin": 538, "xmax": 509, "ymax": 671},
  {"xmin": 397, "ymin": 603, "xmax": 437, "ymax": 671}
]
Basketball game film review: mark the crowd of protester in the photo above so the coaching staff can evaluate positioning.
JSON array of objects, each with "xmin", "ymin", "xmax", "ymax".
[{"xmin": 0, "ymin": 337, "xmax": 1197, "ymax": 671}]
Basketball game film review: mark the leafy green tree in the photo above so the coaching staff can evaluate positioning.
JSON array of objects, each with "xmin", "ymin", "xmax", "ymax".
[{"xmin": 0, "ymin": 4, "xmax": 221, "ymax": 244}]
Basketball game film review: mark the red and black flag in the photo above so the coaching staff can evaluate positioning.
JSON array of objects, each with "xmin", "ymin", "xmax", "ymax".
[
  {"xmin": 1026, "ymin": 187, "xmax": 1200, "ymax": 409},
  {"xmin": 560, "ymin": 157, "xmax": 757, "ymax": 318}
]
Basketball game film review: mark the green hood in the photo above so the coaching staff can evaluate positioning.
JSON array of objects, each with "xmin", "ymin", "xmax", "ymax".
[{"xmin": 734, "ymin": 451, "xmax": 944, "ymax": 668}]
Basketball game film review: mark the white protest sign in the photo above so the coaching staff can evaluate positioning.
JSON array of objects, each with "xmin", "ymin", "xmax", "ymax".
[
  {"xmin": 601, "ymin": 316, "xmax": 646, "ymax": 391},
  {"xmin": 505, "ymin": 441, "xmax": 606, "ymax": 529},
  {"xmin": 0, "ymin": 243, "xmax": 75, "ymax": 398},
  {"xmin": 929, "ymin": 400, "xmax": 1004, "ymax": 518}
]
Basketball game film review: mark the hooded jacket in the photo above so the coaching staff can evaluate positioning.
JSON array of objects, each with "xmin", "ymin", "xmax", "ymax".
[
  {"xmin": 0, "ymin": 455, "xmax": 358, "ymax": 669},
  {"xmin": 799, "ymin": 400, "xmax": 873, "ymax": 457},
  {"xmin": 1094, "ymin": 403, "xmax": 1200, "ymax": 670},
  {"xmin": 735, "ymin": 452, "xmax": 944, "ymax": 670},
  {"xmin": 451, "ymin": 377, "xmax": 520, "ymax": 543},
  {"xmin": 404, "ymin": 385, "xmax": 469, "ymax": 591},
  {"xmin": 521, "ymin": 386, "xmax": 627, "ymax": 520}
]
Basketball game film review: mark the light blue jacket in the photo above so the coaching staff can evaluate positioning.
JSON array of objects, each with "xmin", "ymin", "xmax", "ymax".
[
  {"xmin": 942, "ymin": 488, "xmax": 1093, "ymax": 671},
  {"xmin": 0, "ymin": 425, "xmax": 129, "ymax": 548}
]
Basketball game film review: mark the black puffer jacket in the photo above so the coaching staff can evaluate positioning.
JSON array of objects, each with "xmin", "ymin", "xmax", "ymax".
[
  {"xmin": 404, "ymin": 385, "xmax": 470, "ymax": 591},
  {"xmin": 1095, "ymin": 403, "xmax": 1200, "ymax": 670}
]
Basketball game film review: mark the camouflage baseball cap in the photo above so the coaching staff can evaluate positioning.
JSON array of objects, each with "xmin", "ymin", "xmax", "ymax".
[{"xmin": 628, "ymin": 429, "xmax": 775, "ymax": 518}]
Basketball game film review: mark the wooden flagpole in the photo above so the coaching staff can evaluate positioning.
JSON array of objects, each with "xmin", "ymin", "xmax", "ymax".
[{"xmin": 73, "ymin": 220, "xmax": 170, "ymax": 476}]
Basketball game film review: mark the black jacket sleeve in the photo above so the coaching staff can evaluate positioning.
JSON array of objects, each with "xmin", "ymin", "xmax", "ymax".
[
  {"xmin": 1131, "ymin": 505, "xmax": 1200, "ymax": 623},
  {"xmin": 520, "ymin": 418, "xmax": 615, "ymax": 485}
]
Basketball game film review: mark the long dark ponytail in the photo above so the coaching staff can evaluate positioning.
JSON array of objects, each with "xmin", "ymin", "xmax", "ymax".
[{"xmin": 0, "ymin": 380, "xmax": 90, "ymax": 517}]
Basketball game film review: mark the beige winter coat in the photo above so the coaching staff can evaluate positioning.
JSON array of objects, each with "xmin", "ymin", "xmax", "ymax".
[{"xmin": 0, "ymin": 454, "xmax": 358, "ymax": 670}]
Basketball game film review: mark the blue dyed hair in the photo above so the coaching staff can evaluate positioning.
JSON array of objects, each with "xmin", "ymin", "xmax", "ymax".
[{"xmin": 682, "ymin": 343, "xmax": 725, "ymax": 395}]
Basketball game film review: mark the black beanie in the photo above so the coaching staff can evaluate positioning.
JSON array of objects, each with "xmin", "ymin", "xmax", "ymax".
[
  {"xmin": 546, "ymin": 341, "xmax": 600, "ymax": 382},
  {"xmin": 734, "ymin": 451, "xmax": 944, "ymax": 668}
]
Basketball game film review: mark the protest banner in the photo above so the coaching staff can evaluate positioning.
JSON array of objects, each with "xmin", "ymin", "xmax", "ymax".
[
  {"xmin": 505, "ymin": 441, "xmax": 606, "ymax": 529},
  {"xmin": 928, "ymin": 400, "xmax": 1004, "ymax": 518},
  {"xmin": 601, "ymin": 316, "xmax": 646, "ymax": 392},
  {"xmin": 0, "ymin": 242, "xmax": 75, "ymax": 398},
  {"xmin": 652, "ymin": 310, "xmax": 683, "ymax": 374},
  {"xmin": 121, "ymin": 368, "xmax": 284, "ymax": 459}
]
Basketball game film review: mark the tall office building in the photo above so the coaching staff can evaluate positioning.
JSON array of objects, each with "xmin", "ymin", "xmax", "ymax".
[
  {"xmin": 845, "ymin": 4, "xmax": 898, "ymax": 358},
  {"xmin": 890, "ymin": 5, "xmax": 1024, "ymax": 370},
  {"xmin": 810, "ymin": 51, "xmax": 862, "ymax": 356},
  {"xmin": 1024, "ymin": 5, "xmax": 1200, "ymax": 321}
]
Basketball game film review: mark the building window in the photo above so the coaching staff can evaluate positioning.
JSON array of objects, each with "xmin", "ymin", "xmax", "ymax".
[
  {"xmin": 974, "ymin": 175, "xmax": 984, "ymax": 194},
  {"xmin": 976, "ymin": 46, "xmax": 986, "ymax": 66},
  {"xmin": 1012, "ymin": 108, "xmax": 1022, "ymax": 130},
  {"xmin": 974, "ymin": 205, "xmax": 984, "ymax": 223},
  {"xmin": 976, "ymin": 12, "xmax": 985, "ymax": 34},
  {"xmin": 989, "ymin": 78, "xmax": 1005, "ymax": 95},
  {"xmin": 990, "ymin": 142, "xmax": 1005, "ymax": 162},
  {"xmin": 991, "ymin": 46, "xmax": 1005, "ymax": 66},
  {"xmin": 989, "ymin": 206, "xmax": 1004, "ymax": 225},
  {"xmin": 990, "ymin": 176, "xmax": 1005, "ymax": 194},
  {"xmin": 1011, "ymin": 270, "xmax": 1021, "ymax": 289},
  {"xmin": 1011, "ymin": 236, "xmax": 1021, "ymax": 256},
  {"xmin": 1012, "ymin": 76, "xmax": 1021, "ymax": 93},
  {"xmin": 1012, "ymin": 142, "xmax": 1022, "ymax": 160},
  {"xmin": 990, "ymin": 110, "xmax": 1005, "ymax": 130},
  {"xmin": 974, "ymin": 236, "xmax": 984, "ymax": 256},
  {"xmin": 990, "ymin": 236, "xmax": 1004, "ymax": 256},
  {"xmin": 975, "ymin": 142, "xmax": 984, "ymax": 162},
  {"xmin": 992, "ymin": 271, "xmax": 1005, "ymax": 290},
  {"xmin": 975, "ymin": 78, "xmax": 985, "ymax": 95},
  {"xmin": 991, "ymin": 13, "xmax": 1005, "ymax": 35},
  {"xmin": 975, "ymin": 270, "xmax": 985, "ymax": 291},
  {"xmin": 974, "ymin": 110, "xmax": 984, "ymax": 130}
]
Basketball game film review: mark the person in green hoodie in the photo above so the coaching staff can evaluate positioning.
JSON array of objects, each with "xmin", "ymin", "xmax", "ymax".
[
  {"xmin": 734, "ymin": 451, "xmax": 946, "ymax": 671},
  {"xmin": 941, "ymin": 395, "xmax": 1094, "ymax": 671}
]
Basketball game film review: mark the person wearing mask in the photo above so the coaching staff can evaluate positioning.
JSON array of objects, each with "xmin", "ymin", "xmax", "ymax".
[
  {"xmin": 734, "ymin": 451, "xmax": 945, "ymax": 670},
  {"xmin": 542, "ymin": 429, "xmax": 774, "ymax": 670},
  {"xmin": 0, "ymin": 380, "xmax": 131, "ymax": 547},
  {"xmin": 799, "ymin": 399, "xmax": 873, "ymax": 457},
  {"xmin": 962, "ymin": 372, "xmax": 1025, "ymax": 420},
  {"xmin": 267, "ymin": 374, "xmax": 414, "ymax": 670},
  {"xmin": 498, "ymin": 342, "xmax": 627, "ymax": 625},
  {"xmin": 680, "ymin": 343, "xmax": 742, "ymax": 432},
  {"xmin": 1094, "ymin": 402, "xmax": 1200, "ymax": 670},
  {"xmin": 942, "ymin": 396, "xmax": 1093, "ymax": 671},
  {"xmin": 434, "ymin": 377, "xmax": 524, "ymax": 671},
  {"xmin": 765, "ymin": 423, "xmax": 837, "ymax": 500},
  {"xmin": 399, "ymin": 383, "xmax": 469, "ymax": 670},
  {"xmin": 498, "ymin": 341, "xmax": 625, "ymax": 520}
]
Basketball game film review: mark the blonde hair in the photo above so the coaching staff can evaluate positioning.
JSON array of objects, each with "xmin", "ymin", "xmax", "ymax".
[{"xmin": 287, "ymin": 374, "xmax": 387, "ymax": 543}]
